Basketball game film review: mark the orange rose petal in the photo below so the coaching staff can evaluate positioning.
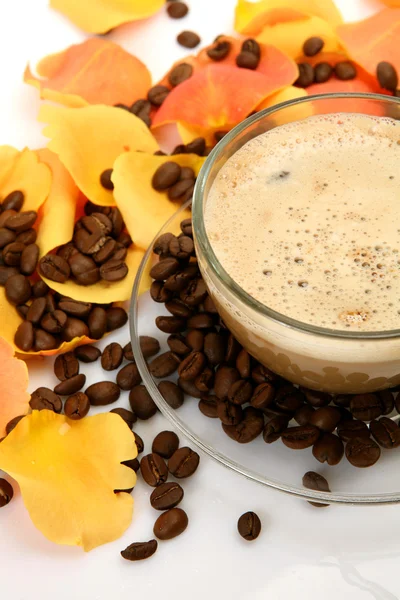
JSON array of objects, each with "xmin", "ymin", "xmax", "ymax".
[
  {"xmin": 337, "ymin": 9, "xmax": 400, "ymax": 77},
  {"xmin": 50, "ymin": 0, "xmax": 165, "ymax": 34},
  {"xmin": 0, "ymin": 147, "xmax": 51, "ymax": 211},
  {"xmin": 234, "ymin": 0, "xmax": 343, "ymax": 35},
  {"xmin": 39, "ymin": 104, "xmax": 158, "ymax": 206},
  {"xmin": 306, "ymin": 77, "xmax": 388, "ymax": 114},
  {"xmin": 256, "ymin": 85, "xmax": 313, "ymax": 124},
  {"xmin": 381, "ymin": 0, "xmax": 400, "ymax": 5},
  {"xmin": 0, "ymin": 337, "xmax": 30, "ymax": 438},
  {"xmin": 153, "ymin": 64, "xmax": 297, "ymax": 133},
  {"xmin": 0, "ymin": 410, "xmax": 136, "ymax": 550},
  {"xmin": 24, "ymin": 39, "xmax": 151, "ymax": 108},
  {"xmin": 112, "ymin": 152, "xmax": 205, "ymax": 249}
]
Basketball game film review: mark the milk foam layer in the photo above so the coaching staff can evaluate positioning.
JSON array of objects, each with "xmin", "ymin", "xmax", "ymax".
[{"xmin": 205, "ymin": 113, "xmax": 400, "ymax": 332}]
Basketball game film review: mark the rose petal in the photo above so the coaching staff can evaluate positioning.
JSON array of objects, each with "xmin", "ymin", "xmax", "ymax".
[
  {"xmin": 39, "ymin": 104, "xmax": 158, "ymax": 206},
  {"xmin": 0, "ymin": 337, "xmax": 30, "ymax": 438},
  {"xmin": 306, "ymin": 77, "xmax": 387, "ymax": 114},
  {"xmin": 0, "ymin": 146, "xmax": 51, "ymax": 211},
  {"xmin": 256, "ymin": 85, "xmax": 312, "ymax": 124},
  {"xmin": 112, "ymin": 152, "xmax": 205, "ymax": 249},
  {"xmin": 50, "ymin": 0, "xmax": 165, "ymax": 34},
  {"xmin": 0, "ymin": 410, "xmax": 136, "ymax": 550},
  {"xmin": 24, "ymin": 38, "xmax": 151, "ymax": 108}
]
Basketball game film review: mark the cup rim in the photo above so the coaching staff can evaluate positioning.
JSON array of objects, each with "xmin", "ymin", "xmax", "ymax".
[{"xmin": 192, "ymin": 91, "xmax": 400, "ymax": 341}]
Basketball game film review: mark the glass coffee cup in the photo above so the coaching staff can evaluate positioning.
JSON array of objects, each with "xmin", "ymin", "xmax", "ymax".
[{"xmin": 192, "ymin": 93, "xmax": 400, "ymax": 394}]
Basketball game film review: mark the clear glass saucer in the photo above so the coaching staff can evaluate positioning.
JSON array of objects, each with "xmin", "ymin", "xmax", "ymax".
[{"xmin": 130, "ymin": 201, "xmax": 400, "ymax": 505}]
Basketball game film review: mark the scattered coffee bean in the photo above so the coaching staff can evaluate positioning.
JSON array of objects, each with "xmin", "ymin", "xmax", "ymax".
[
  {"xmin": 149, "ymin": 352, "xmax": 181, "ymax": 378},
  {"xmin": 54, "ymin": 373, "xmax": 86, "ymax": 396},
  {"xmin": 281, "ymin": 424, "xmax": 320, "ymax": 449},
  {"xmin": 228, "ymin": 379, "xmax": 253, "ymax": 405},
  {"xmin": 148, "ymin": 85, "xmax": 170, "ymax": 106},
  {"xmin": 100, "ymin": 168, "xmax": 114, "ymax": 191},
  {"xmin": 350, "ymin": 393, "xmax": 382, "ymax": 421},
  {"xmin": 377, "ymin": 61, "xmax": 398, "ymax": 91},
  {"xmin": 2, "ymin": 190, "xmax": 24, "ymax": 212},
  {"xmin": 26, "ymin": 297, "xmax": 46, "ymax": 324},
  {"xmin": 309, "ymin": 406, "xmax": 341, "ymax": 432},
  {"xmin": 153, "ymin": 508, "xmax": 188, "ymax": 540},
  {"xmin": 177, "ymin": 31, "xmax": 201, "ymax": 48},
  {"xmin": 302, "ymin": 388, "xmax": 331, "ymax": 407},
  {"xmin": 178, "ymin": 351, "xmax": 206, "ymax": 381},
  {"xmin": 34, "ymin": 329, "xmax": 58, "ymax": 351},
  {"xmin": 207, "ymin": 40, "xmax": 231, "ymax": 61},
  {"xmin": 39, "ymin": 254, "xmax": 70, "ymax": 283},
  {"xmin": 370, "ymin": 417, "xmax": 400, "ymax": 449},
  {"xmin": 14, "ymin": 320, "xmax": 34, "ymax": 351},
  {"xmin": 117, "ymin": 363, "xmax": 142, "ymax": 391},
  {"xmin": 168, "ymin": 446, "xmax": 199, "ymax": 478},
  {"xmin": 110, "ymin": 407, "xmax": 136, "ymax": 428},
  {"xmin": 20, "ymin": 243, "xmax": 39, "ymax": 275},
  {"xmin": 150, "ymin": 481, "xmax": 184, "ymax": 510},
  {"xmin": 152, "ymin": 431, "xmax": 179, "ymax": 459},
  {"xmin": 132, "ymin": 431, "xmax": 144, "ymax": 454},
  {"xmin": 198, "ymin": 395, "xmax": 219, "ymax": 418},
  {"xmin": 30, "ymin": 387, "xmax": 62, "ymax": 413},
  {"xmin": 214, "ymin": 365, "xmax": 240, "ymax": 399},
  {"xmin": 140, "ymin": 335, "xmax": 160, "ymax": 359},
  {"xmin": 294, "ymin": 404, "xmax": 315, "ymax": 426},
  {"xmin": 74, "ymin": 344, "xmax": 101, "ymax": 363},
  {"xmin": 378, "ymin": 390, "xmax": 394, "ymax": 415},
  {"xmin": 262, "ymin": 415, "xmax": 289, "ymax": 443},
  {"xmin": 86, "ymin": 381, "xmax": 120, "ymax": 405},
  {"xmin": 99, "ymin": 258, "xmax": 128, "ymax": 282},
  {"xmin": 130, "ymin": 99, "xmax": 152, "ymax": 127},
  {"xmin": 186, "ymin": 329, "xmax": 204, "ymax": 351},
  {"xmin": 218, "ymin": 399, "xmax": 243, "ymax": 425},
  {"xmin": 58, "ymin": 299, "xmax": 92, "ymax": 318},
  {"xmin": 88, "ymin": 307, "xmax": 107, "ymax": 339},
  {"xmin": 140, "ymin": 453, "xmax": 168, "ymax": 487},
  {"xmin": 275, "ymin": 386, "xmax": 304, "ymax": 413},
  {"xmin": 236, "ymin": 51, "xmax": 259, "ymax": 70},
  {"xmin": 314, "ymin": 62, "xmax": 333, "ymax": 83},
  {"xmin": 167, "ymin": 1, "xmax": 188, "ymax": 19},
  {"xmin": 0, "ymin": 479, "xmax": 14, "ymax": 508},
  {"xmin": 168, "ymin": 63, "xmax": 193, "ymax": 87},
  {"xmin": 337, "ymin": 419, "xmax": 370, "ymax": 442},
  {"xmin": 129, "ymin": 385, "xmax": 158, "ymax": 419},
  {"xmin": 54, "ymin": 352, "xmax": 79, "ymax": 381},
  {"xmin": 5, "ymin": 273, "xmax": 31, "ymax": 304},
  {"xmin": 64, "ymin": 392, "xmax": 90, "ymax": 420},
  {"xmin": 303, "ymin": 36, "xmax": 324, "ymax": 56},
  {"xmin": 62, "ymin": 317, "xmax": 89, "ymax": 342},
  {"xmin": 335, "ymin": 61, "xmax": 356, "ymax": 80},
  {"xmin": 123, "ymin": 458, "xmax": 140, "ymax": 472},
  {"xmin": 295, "ymin": 63, "xmax": 314, "ymax": 87},
  {"xmin": 222, "ymin": 406, "xmax": 264, "ymax": 443},
  {"xmin": 237, "ymin": 511, "xmax": 261, "ymax": 541},
  {"xmin": 101, "ymin": 342, "xmax": 123, "ymax": 371},
  {"xmin": 345, "ymin": 436, "xmax": 381, "ymax": 468},
  {"xmin": 250, "ymin": 382, "xmax": 275, "ymax": 410},
  {"xmin": 0, "ymin": 265, "xmax": 18, "ymax": 285},
  {"xmin": 6, "ymin": 415, "xmax": 24, "ymax": 435},
  {"xmin": 312, "ymin": 432, "xmax": 344, "ymax": 465},
  {"xmin": 302, "ymin": 471, "xmax": 330, "ymax": 508},
  {"xmin": 185, "ymin": 139, "xmax": 206, "ymax": 156},
  {"xmin": 158, "ymin": 380, "xmax": 184, "ymax": 409},
  {"xmin": 4, "ymin": 210, "xmax": 37, "ymax": 233},
  {"xmin": 121, "ymin": 539, "xmax": 158, "ymax": 561}
]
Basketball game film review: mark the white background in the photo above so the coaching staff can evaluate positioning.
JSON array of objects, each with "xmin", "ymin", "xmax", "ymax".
[{"xmin": 2, "ymin": 1, "xmax": 400, "ymax": 599}]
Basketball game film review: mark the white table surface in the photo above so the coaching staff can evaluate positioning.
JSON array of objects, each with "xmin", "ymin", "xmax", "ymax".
[{"xmin": 2, "ymin": 1, "xmax": 400, "ymax": 599}]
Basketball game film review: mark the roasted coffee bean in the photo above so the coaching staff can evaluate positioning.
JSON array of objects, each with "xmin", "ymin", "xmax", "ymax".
[
  {"xmin": 100, "ymin": 168, "xmax": 114, "ymax": 191},
  {"xmin": 41, "ymin": 310, "xmax": 67, "ymax": 334},
  {"xmin": 377, "ymin": 61, "xmax": 398, "ymax": 91},
  {"xmin": 177, "ymin": 30, "xmax": 200, "ymax": 48},
  {"xmin": 167, "ymin": 334, "xmax": 190, "ymax": 356},
  {"xmin": 224, "ymin": 334, "xmax": 241, "ymax": 364},
  {"xmin": 185, "ymin": 139, "xmax": 206, "ymax": 157},
  {"xmin": 0, "ymin": 209, "xmax": 16, "ymax": 227},
  {"xmin": 275, "ymin": 386, "xmax": 305, "ymax": 413},
  {"xmin": 294, "ymin": 404, "xmax": 315, "ymax": 426},
  {"xmin": 122, "ymin": 458, "xmax": 140, "ymax": 472},
  {"xmin": 165, "ymin": 299, "xmax": 192, "ymax": 319},
  {"xmin": 303, "ymin": 36, "xmax": 324, "ymax": 56},
  {"xmin": 2, "ymin": 190, "xmax": 24, "ymax": 212},
  {"xmin": 180, "ymin": 278, "xmax": 207, "ymax": 306},
  {"xmin": 74, "ymin": 344, "xmax": 101, "ymax": 363},
  {"xmin": 130, "ymin": 99, "xmax": 151, "ymax": 127},
  {"xmin": 241, "ymin": 38, "xmax": 261, "ymax": 58},
  {"xmin": 93, "ymin": 238, "xmax": 117, "ymax": 264},
  {"xmin": 153, "ymin": 507, "xmax": 188, "ymax": 540},
  {"xmin": 309, "ymin": 406, "xmax": 341, "ymax": 432},
  {"xmin": 194, "ymin": 366, "xmax": 214, "ymax": 392},
  {"xmin": 336, "ymin": 406, "xmax": 353, "ymax": 423},
  {"xmin": 140, "ymin": 453, "xmax": 168, "ymax": 487},
  {"xmin": 0, "ymin": 228, "xmax": 16, "ymax": 248},
  {"xmin": 30, "ymin": 387, "xmax": 62, "ymax": 413},
  {"xmin": 178, "ymin": 376, "xmax": 205, "ymax": 399},
  {"xmin": 167, "ymin": 1, "xmax": 188, "ymax": 18},
  {"xmin": 378, "ymin": 390, "xmax": 394, "ymax": 415},
  {"xmin": 302, "ymin": 388, "xmax": 332, "ymax": 407},
  {"xmin": 337, "ymin": 419, "xmax": 370, "ymax": 442},
  {"xmin": 26, "ymin": 296, "xmax": 46, "ymax": 324},
  {"xmin": 263, "ymin": 404, "xmax": 292, "ymax": 420},
  {"xmin": 251, "ymin": 364, "xmax": 279, "ymax": 385},
  {"xmin": 150, "ymin": 482, "xmax": 184, "ymax": 510},
  {"xmin": 154, "ymin": 232, "xmax": 175, "ymax": 255},
  {"xmin": 151, "ymin": 281, "xmax": 173, "ymax": 302},
  {"xmin": 187, "ymin": 313, "xmax": 214, "ymax": 330},
  {"xmin": 186, "ymin": 329, "xmax": 204, "ymax": 352},
  {"xmin": 64, "ymin": 392, "xmax": 90, "ymax": 420},
  {"xmin": 167, "ymin": 178, "xmax": 194, "ymax": 202},
  {"xmin": 169, "ymin": 235, "xmax": 194, "ymax": 260},
  {"xmin": 57, "ymin": 243, "xmax": 78, "ymax": 262},
  {"xmin": 14, "ymin": 320, "xmax": 34, "ymax": 351},
  {"xmin": 86, "ymin": 381, "xmax": 120, "ymax": 405},
  {"xmin": 117, "ymin": 363, "xmax": 142, "ymax": 391},
  {"xmin": 0, "ymin": 478, "xmax": 13, "ymax": 507},
  {"xmin": 121, "ymin": 539, "xmax": 158, "ymax": 561},
  {"xmin": 129, "ymin": 385, "xmax": 157, "ymax": 419},
  {"xmin": 101, "ymin": 342, "xmax": 123, "ymax": 371},
  {"xmin": 74, "ymin": 223, "xmax": 105, "ymax": 255},
  {"xmin": 136, "ymin": 336, "xmax": 159, "ymax": 361},
  {"xmin": 314, "ymin": 62, "xmax": 333, "ymax": 83},
  {"xmin": 132, "ymin": 431, "xmax": 144, "ymax": 454},
  {"xmin": 100, "ymin": 258, "xmax": 128, "ymax": 282},
  {"xmin": 207, "ymin": 39, "xmax": 231, "ymax": 61},
  {"xmin": 39, "ymin": 254, "xmax": 70, "ymax": 283},
  {"xmin": 122, "ymin": 341, "xmax": 134, "ymax": 361},
  {"xmin": 228, "ymin": 379, "xmax": 253, "ymax": 405},
  {"xmin": 235, "ymin": 349, "xmax": 251, "ymax": 379},
  {"xmin": 169, "ymin": 62, "xmax": 193, "ymax": 86},
  {"xmin": 106, "ymin": 306, "xmax": 128, "ymax": 331},
  {"xmin": 16, "ymin": 304, "xmax": 29, "ymax": 319},
  {"xmin": 236, "ymin": 51, "xmax": 259, "ymax": 70},
  {"xmin": 335, "ymin": 61, "xmax": 356, "ymax": 80},
  {"xmin": 370, "ymin": 417, "xmax": 400, "ymax": 449},
  {"xmin": 168, "ymin": 446, "xmax": 199, "ymax": 478},
  {"xmin": 312, "ymin": 432, "xmax": 344, "ymax": 465},
  {"xmin": 262, "ymin": 415, "xmax": 289, "ymax": 443},
  {"xmin": 3, "ymin": 241, "xmax": 25, "ymax": 266},
  {"xmin": 180, "ymin": 218, "xmax": 193, "ymax": 237},
  {"xmin": 222, "ymin": 406, "xmax": 264, "ymax": 443},
  {"xmin": 237, "ymin": 511, "xmax": 261, "ymax": 541},
  {"xmin": 4, "ymin": 210, "xmax": 37, "ymax": 233},
  {"xmin": 117, "ymin": 231, "xmax": 132, "ymax": 248},
  {"xmin": 149, "ymin": 351, "xmax": 181, "ymax": 378},
  {"xmin": 295, "ymin": 62, "xmax": 314, "ymax": 87},
  {"xmin": 333, "ymin": 394, "xmax": 351, "ymax": 408},
  {"xmin": 203, "ymin": 331, "xmax": 225, "ymax": 365},
  {"xmin": 110, "ymin": 407, "xmax": 136, "ymax": 428},
  {"xmin": 178, "ymin": 351, "xmax": 206, "ymax": 381},
  {"xmin": 350, "ymin": 393, "xmax": 382, "ymax": 421},
  {"xmin": 158, "ymin": 380, "xmax": 184, "ymax": 409},
  {"xmin": 54, "ymin": 374, "xmax": 86, "ymax": 396},
  {"xmin": 16, "ymin": 228, "xmax": 37, "ymax": 245},
  {"xmin": 250, "ymin": 382, "xmax": 275, "ymax": 410},
  {"xmin": 156, "ymin": 315, "xmax": 187, "ymax": 334},
  {"xmin": 150, "ymin": 257, "xmax": 180, "ymax": 281},
  {"xmin": 0, "ymin": 265, "xmax": 18, "ymax": 285},
  {"xmin": 218, "ymin": 399, "xmax": 243, "ymax": 425},
  {"xmin": 69, "ymin": 253, "xmax": 100, "ymax": 285},
  {"xmin": 345, "ymin": 436, "xmax": 381, "ymax": 468},
  {"xmin": 54, "ymin": 351, "xmax": 79, "ymax": 381},
  {"xmin": 87, "ymin": 306, "xmax": 107, "ymax": 339},
  {"xmin": 214, "ymin": 365, "xmax": 240, "ymax": 399},
  {"xmin": 6, "ymin": 415, "xmax": 24, "ymax": 435},
  {"xmin": 198, "ymin": 395, "xmax": 219, "ymax": 418},
  {"xmin": 45, "ymin": 293, "xmax": 57, "ymax": 313},
  {"xmin": 20, "ymin": 243, "xmax": 39, "ymax": 275},
  {"xmin": 5, "ymin": 274, "xmax": 31, "ymax": 304},
  {"xmin": 62, "ymin": 317, "xmax": 89, "ymax": 342},
  {"xmin": 281, "ymin": 424, "xmax": 320, "ymax": 449},
  {"xmin": 148, "ymin": 85, "xmax": 170, "ymax": 106},
  {"xmin": 152, "ymin": 431, "xmax": 179, "ymax": 459},
  {"xmin": 302, "ymin": 471, "xmax": 330, "ymax": 508}
]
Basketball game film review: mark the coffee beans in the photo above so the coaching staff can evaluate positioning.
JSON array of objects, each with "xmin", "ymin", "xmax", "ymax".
[
  {"xmin": 111, "ymin": 407, "xmax": 136, "ymax": 428},
  {"xmin": 178, "ymin": 351, "xmax": 206, "ymax": 380},
  {"xmin": 121, "ymin": 539, "xmax": 158, "ymax": 561},
  {"xmin": 345, "ymin": 436, "xmax": 381, "ymax": 468},
  {"xmin": 168, "ymin": 63, "xmax": 193, "ymax": 87},
  {"xmin": 312, "ymin": 432, "xmax": 344, "ymax": 465},
  {"xmin": 54, "ymin": 373, "xmax": 86, "ymax": 396},
  {"xmin": 101, "ymin": 342, "xmax": 123, "ymax": 371},
  {"xmin": 100, "ymin": 168, "xmax": 114, "ymax": 191},
  {"xmin": 148, "ymin": 85, "xmax": 170, "ymax": 106},
  {"xmin": 314, "ymin": 62, "xmax": 333, "ymax": 83},
  {"xmin": 167, "ymin": 1, "xmax": 188, "ymax": 19},
  {"xmin": 149, "ymin": 352, "xmax": 180, "ymax": 378},
  {"xmin": 222, "ymin": 406, "xmax": 264, "ymax": 443},
  {"xmin": 377, "ymin": 61, "xmax": 398, "ymax": 91},
  {"xmin": 64, "ymin": 392, "xmax": 90, "ymax": 420},
  {"xmin": 54, "ymin": 352, "xmax": 79, "ymax": 381},
  {"xmin": 177, "ymin": 31, "xmax": 200, "ymax": 49},
  {"xmin": 2, "ymin": 190, "xmax": 24, "ymax": 212},
  {"xmin": 74, "ymin": 344, "xmax": 101, "ymax": 363},
  {"xmin": 334, "ymin": 61, "xmax": 356, "ymax": 80},
  {"xmin": 140, "ymin": 335, "xmax": 160, "ymax": 358},
  {"xmin": 117, "ymin": 363, "xmax": 142, "ymax": 391},
  {"xmin": 168, "ymin": 446, "xmax": 199, "ymax": 478},
  {"xmin": 237, "ymin": 511, "xmax": 261, "ymax": 541},
  {"xmin": 153, "ymin": 508, "xmax": 188, "ymax": 540},
  {"xmin": 129, "ymin": 385, "xmax": 158, "ymax": 419},
  {"xmin": 295, "ymin": 63, "xmax": 314, "ymax": 87},
  {"xmin": 152, "ymin": 431, "xmax": 179, "ymax": 459},
  {"xmin": 30, "ymin": 387, "xmax": 62, "ymax": 413},
  {"xmin": 106, "ymin": 306, "xmax": 128, "ymax": 331},
  {"xmin": 281, "ymin": 424, "xmax": 320, "ymax": 449},
  {"xmin": 309, "ymin": 406, "xmax": 341, "ymax": 432},
  {"xmin": 370, "ymin": 417, "xmax": 400, "ymax": 449},
  {"xmin": 86, "ymin": 381, "xmax": 120, "ymax": 405},
  {"xmin": 302, "ymin": 471, "xmax": 330, "ymax": 508},
  {"xmin": 158, "ymin": 380, "xmax": 184, "ymax": 409},
  {"xmin": 303, "ymin": 36, "xmax": 324, "ymax": 57},
  {"xmin": 350, "ymin": 393, "xmax": 382, "ymax": 421},
  {"xmin": 14, "ymin": 320, "xmax": 34, "ymax": 351},
  {"xmin": 140, "ymin": 453, "xmax": 168, "ymax": 487},
  {"xmin": 337, "ymin": 419, "xmax": 370, "ymax": 442},
  {"xmin": 236, "ymin": 51, "xmax": 259, "ymax": 70},
  {"xmin": 6, "ymin": 274, "xmax": 31, "ymax": 304},
  {"xmin": 214, "ymin": 366, "xmax": 240, "ymax": 399},
  {"xmin": 0, "ymin": 479, "xmax": 14, "ymax": 508},
  {"xmin": 39, "ymin": 254, "xmax": 70, "ymax": 283},
  {"xmin": 263, "ymin": 415, "xmax": 289, "ymax": 443},
  {"xmin": 150, "ymin": 481, "xmax": 184, "ymax": 510},
  {"xmin": 207, "ymin": 40, "xmax": 231, "ymax": 61}
]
